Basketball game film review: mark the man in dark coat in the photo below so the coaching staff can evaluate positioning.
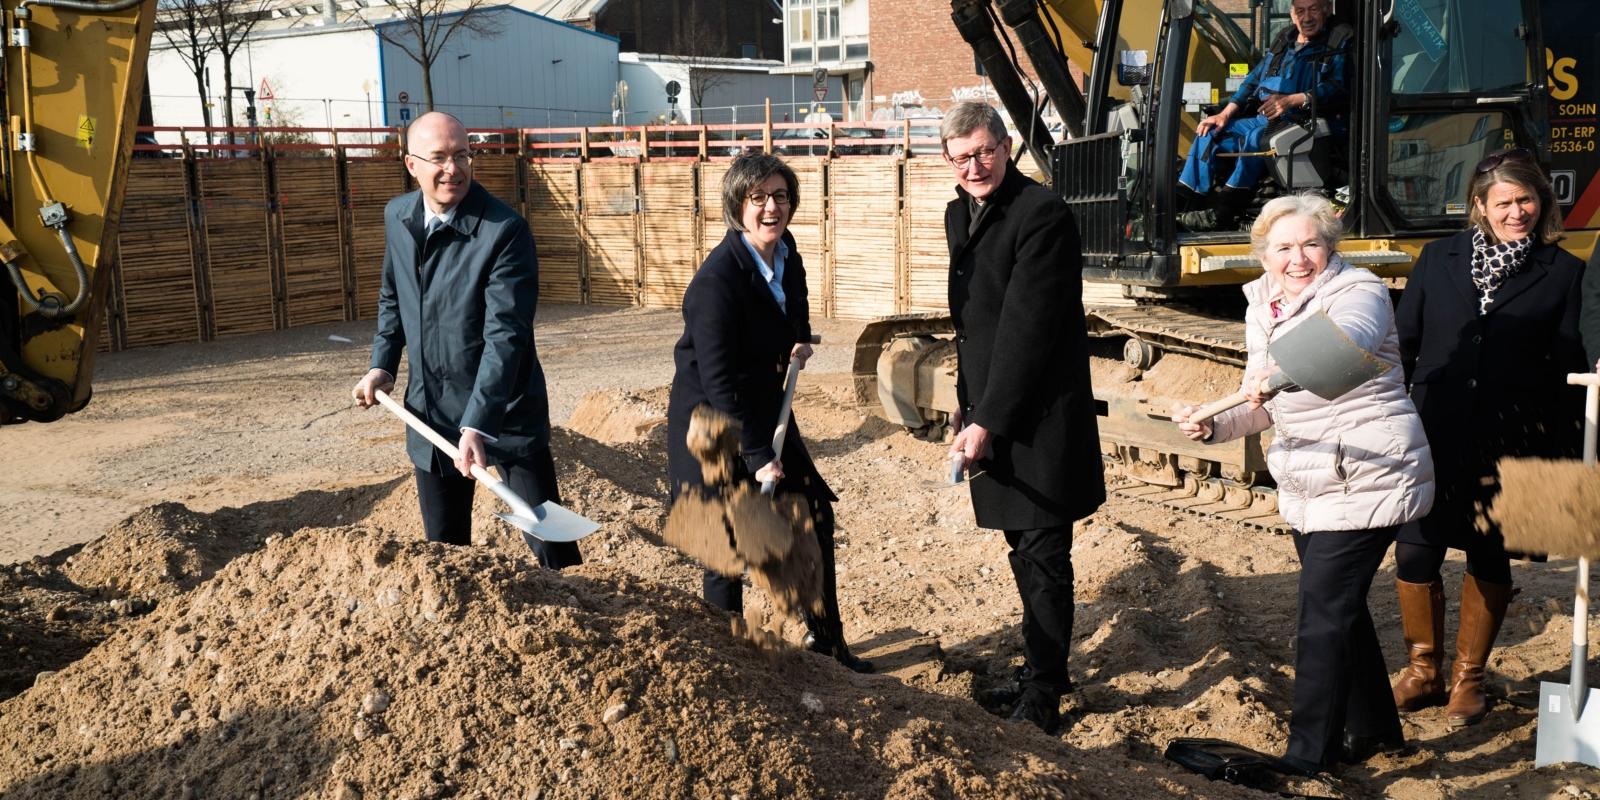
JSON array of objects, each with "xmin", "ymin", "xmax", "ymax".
[
  {"xmin": 353, "ymin": 111, "xmax": 577, "ymax": 570},
  {"xmin": 941, "ymin": 102, "xmax": 1106, "ymax": 732}
]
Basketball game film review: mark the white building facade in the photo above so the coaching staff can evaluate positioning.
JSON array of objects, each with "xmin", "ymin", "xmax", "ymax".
[{"xmin": 146, "ymin": 3, "xmax": 620, "ymax": 136}]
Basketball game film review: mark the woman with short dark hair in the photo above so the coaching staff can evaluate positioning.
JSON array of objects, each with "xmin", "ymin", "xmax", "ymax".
[
  {"xmin": 1391, "ymin": 148, "xmax": 1586, "ymax": 727},
  {"xmin": 666, "ymin": 152, "xmax": 871, "ymax": 673}
]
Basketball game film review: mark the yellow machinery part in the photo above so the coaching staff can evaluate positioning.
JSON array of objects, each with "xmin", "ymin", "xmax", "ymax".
[{"xmin": 2, "ymin": 0, "xmax": 156, "ymax": 417}]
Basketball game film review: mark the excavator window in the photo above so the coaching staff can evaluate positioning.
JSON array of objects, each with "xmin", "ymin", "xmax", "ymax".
[
  {"xmin": 1388, "ymin": 0, "xmax": 1528, "ymax": 95},
  {"xmin": 1383, "ymin": 112, "xmax": 1516, "ymax": 220}
]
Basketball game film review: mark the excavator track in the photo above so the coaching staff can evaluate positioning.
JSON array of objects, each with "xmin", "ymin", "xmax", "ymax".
[
  {"xmin": 1086, "ymin": 304, "xmax": 1287, "ymax": 532},
  {"xmin": 855, "ymin": 304, "xmax": 1290, "ymax": 531}
]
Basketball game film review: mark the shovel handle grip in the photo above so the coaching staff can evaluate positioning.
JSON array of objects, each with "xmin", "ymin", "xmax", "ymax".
[
  {"xmin": 762, "ymin": 336, "xmax": 821, "ymax": 497},
  {"xmin": 1186, "ymin": 392, "xmax": 1249, "ymax": 425},
  {"xmin": 373, "ymin": 389, "xmax": 505, "ymax": 489}
]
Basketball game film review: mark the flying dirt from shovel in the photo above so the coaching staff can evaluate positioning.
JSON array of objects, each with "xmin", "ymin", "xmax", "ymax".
[
  {"xmin": 663, "ymin": 405, "xmax": 824, "ymax": 626},
  {"xmin": 1491, "ymin": 457, "xmax": 1600, "ymax": 559}
]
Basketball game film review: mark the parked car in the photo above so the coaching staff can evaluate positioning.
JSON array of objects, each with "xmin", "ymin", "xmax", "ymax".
[{"xmin": 879, "ymin": 122, "xmax": 943, "ymax": 157}]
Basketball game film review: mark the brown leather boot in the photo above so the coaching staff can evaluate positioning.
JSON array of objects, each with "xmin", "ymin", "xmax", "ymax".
[
  {"xmin": 1392, "ymin": 578, "xmax": 1448, "ymax": 711},
  {"xmin": 1446, "ymin": 574, "xmax": 1512, "ymax": 728}
]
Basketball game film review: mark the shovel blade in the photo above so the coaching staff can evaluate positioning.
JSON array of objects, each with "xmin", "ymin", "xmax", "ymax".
[
  {"xmin": 1535, "ymin": 681, "xmax": 1600, "ymax": 767},
  {"xmin": 1267, "ymin": 311, "xmax": 1392, "ymax": 401},
  {"xmin": 497, "ymin": 500, "xmax": 600, "ymax": 544}
]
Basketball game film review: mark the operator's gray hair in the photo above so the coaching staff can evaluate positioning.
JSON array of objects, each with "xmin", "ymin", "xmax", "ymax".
[
  {"xmin": 721, "ymin": 152, "xmax": 799, "ymax": 232},
  {"xmin": 939, "ymin": 103, "xmax": 1008, "ymax": 152},
  {"xmin": 1249, "ymin": 193, "xmax": 1344, "ymax": 256}
]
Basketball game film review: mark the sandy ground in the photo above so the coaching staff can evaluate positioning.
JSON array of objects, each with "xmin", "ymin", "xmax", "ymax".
[{"xmin": 4, "ymin": 302, "xmax": 1600, "ymax": 798}]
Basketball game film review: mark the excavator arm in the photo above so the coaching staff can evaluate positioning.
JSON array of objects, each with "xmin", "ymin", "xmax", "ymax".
[{"xmin": 0, "ymin": 0, "xmax": 155, "ymax": 423}]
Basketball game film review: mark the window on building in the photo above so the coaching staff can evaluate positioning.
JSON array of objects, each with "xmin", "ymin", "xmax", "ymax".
[
  {"xmin": 741, "ymin": 42, "xmax": 758, "ymax": 59},
  {"xmin": 617, "ymin": 29, "xmax": 636, "ymax": 51}
]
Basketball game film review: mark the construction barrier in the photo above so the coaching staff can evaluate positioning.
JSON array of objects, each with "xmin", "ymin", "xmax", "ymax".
[{"xmin": 99, "ymin": 123, "xmax": 957, "ymax": 352}]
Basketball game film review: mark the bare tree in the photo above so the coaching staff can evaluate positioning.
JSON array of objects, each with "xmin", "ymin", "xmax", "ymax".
[
  {"xmin": 665, "ymin": 5, "xmax": 732, "ymax": 121},
  {"xmin": 368, "ymin": 0, "xmax": 503, "ymax": 111},
  {"xmin": 201, "ymin": 0, "xmax": 274, "ymax": 135},
  {"xmin": 154, "ymin": 0, "xmax": 216, "ymax": 136}
]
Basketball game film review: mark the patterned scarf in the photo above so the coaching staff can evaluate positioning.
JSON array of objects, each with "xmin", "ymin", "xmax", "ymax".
[{"xmin": 1469, "ymin": 227, "xmax": 1533, "ymax": 315}]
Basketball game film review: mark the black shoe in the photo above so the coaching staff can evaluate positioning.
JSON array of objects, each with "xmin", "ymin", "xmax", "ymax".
[
  {"xmin": 1177, "ymin": 208, "xmax": 1221, "ymax": 231},
  {"xmin": 1007, "ymin": 691, "xmax": 1062, "ymax": 734},
  {"xmin": 803, "ymin": 632, "xmax": 875, "ymax": 673},
  {"xmin": 1339, "ymin": 731, "xmax": 1406, "ymax": 764}
]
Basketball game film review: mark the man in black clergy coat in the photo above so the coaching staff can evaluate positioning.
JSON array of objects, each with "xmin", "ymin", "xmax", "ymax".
[
  {"xmin": 941, "ymin": 102, "xmax": 1106, "ymax": 733},
  {"xmin": 352, "ymin": 111, "xmax": 578, "ymax": 571}
]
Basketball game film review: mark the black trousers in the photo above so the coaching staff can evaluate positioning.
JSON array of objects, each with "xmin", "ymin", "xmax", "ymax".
[
  {"xmin": 703, "ymin": 492, "xmax": 847, "ymax": 639},
  {"xmin": 1285, "ymin": 526, "xmax": 1403, "ymax": 770},
  {"xmin": 1006, "ymin": 525, "xmax": 1075, "ymax": 698},
  {"xmin": 413, "ymin": 445, "xmax": 582, "ymax": 570}
]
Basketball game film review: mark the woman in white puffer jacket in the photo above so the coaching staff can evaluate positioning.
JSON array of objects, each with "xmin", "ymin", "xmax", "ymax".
[{"xmin": 1173, "ymin": 193, "xmax": 1434, "ymax": 775}]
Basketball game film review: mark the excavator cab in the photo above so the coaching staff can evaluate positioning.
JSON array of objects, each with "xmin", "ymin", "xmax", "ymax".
[{"xmin": 1046, "ymin": 0, "xmax": 1553, "ymax": 286}]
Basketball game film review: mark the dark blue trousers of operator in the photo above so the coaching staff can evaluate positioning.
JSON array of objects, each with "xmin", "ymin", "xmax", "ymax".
[
  {"xmin": 1285, "ymin": 526, "xmax": 1403, "ymax": 771},
  {"xmin": 414, "ymin": 444, "xmax": 582, "ymax": 570}
]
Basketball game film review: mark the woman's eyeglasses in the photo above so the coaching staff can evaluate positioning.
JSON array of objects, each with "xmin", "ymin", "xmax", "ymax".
[
  {"xmin": 1474, "ymin": 148, "xmax": 1533, "ymax": 174},
  {"xmin": 746, "ymin": 190, "xmax": 791, "ymax": 206}
]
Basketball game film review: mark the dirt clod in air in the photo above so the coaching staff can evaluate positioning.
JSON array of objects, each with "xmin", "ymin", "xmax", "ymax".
[
  {"xmin": 663, "ymin": 405, "xmax": 824, "ymax": 625},
  {"xmin": 1491, "ymin": 456, "xmax": 1600, "ymax": 559}
]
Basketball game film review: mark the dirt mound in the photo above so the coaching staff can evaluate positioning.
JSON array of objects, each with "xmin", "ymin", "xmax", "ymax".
[
  {"xmin": 0, "ymin": 525, "xmax": 1243, "ymax": 799},
  {"xmin": 566, "ymin": 389, "xmax": 667, "ymax": 444},
  {"xmin": 61, "ymin": 503, "xmax": 258, "ymax": 600}
]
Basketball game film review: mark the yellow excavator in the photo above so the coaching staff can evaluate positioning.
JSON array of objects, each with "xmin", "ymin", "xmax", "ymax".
[
  {"xmin": 856, "ymin": 0, "xmax": 1600, "ymax": 526},
  {"xmin": 0, "ymin": 0, "xmax": 154, "ymax": 423}
]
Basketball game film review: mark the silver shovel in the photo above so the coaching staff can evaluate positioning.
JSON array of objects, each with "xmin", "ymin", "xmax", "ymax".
[
  {"xmin": 1185, "ymin": 310, "xmax": 1393, "ymax": 423},
  {"xmin": 375, "ymin": 389, "xmax": 599, "ymax": 544},
  {"xmin": 1534, "ymin": 373, "xmax": 1600, "ymax": 768}
]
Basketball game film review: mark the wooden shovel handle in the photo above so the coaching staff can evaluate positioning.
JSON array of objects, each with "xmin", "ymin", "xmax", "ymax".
[
  {"xmin": 1186, "ymin": 392, "xmax": 1249, "ymax": 425},
  {"xmin": 374, "ymin": 389, "xmax": 505, "ymax": 489}
]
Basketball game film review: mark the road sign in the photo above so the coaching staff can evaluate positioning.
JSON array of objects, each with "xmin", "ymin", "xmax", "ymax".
[
  {"xmin": 399, "ymin": 107, "xmax": 412, "ymax": 122},
  {"xmin": 258, "ymin": 78, "xmax": 274, "ymax": 102},
  {"xmin": 813, "ymin": 83, "xmax": 828, "ymax": 102},
  {"xmin": 398, "ymin": 90, "xmax": 410, "ymax": 104},
  {"xmin": 812, "ymin": 68, "xmax": 828, "ymax": 102},
  {"xmin": 665, "ymin": 80, "xmax": 681, "ymax": 101}
]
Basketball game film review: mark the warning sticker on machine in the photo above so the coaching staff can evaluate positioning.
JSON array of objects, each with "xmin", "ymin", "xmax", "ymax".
[{"xmin": 77, "ymin": 116, "xmax": 94, "ymax": 150}]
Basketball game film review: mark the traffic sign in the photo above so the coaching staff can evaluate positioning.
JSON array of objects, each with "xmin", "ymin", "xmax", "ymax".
[
  {"xmin": 665, "ymin": 80, "xmax": 681, "ymax": 101},
  {"xmin": 400, "ymin": 107, "xmax": 412, "ymax": 122},
  {"xmin": 813, "ymin": 83, "xmax": 828, "ymax": 102},
  {"xmin": 258, "ymin": 77, "xmax": 274, "ymax": 102},
  {"xmin": 812, "ymin": 68, "xmax": 828, "ymax": 102},
  {"xmin": 398, "ymin": 90, "xmax": 410, "ymax": 104}
]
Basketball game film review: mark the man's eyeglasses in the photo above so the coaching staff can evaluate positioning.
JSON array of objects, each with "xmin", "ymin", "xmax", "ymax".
[
  {"xmin": 945, "ymin": 146, "xmax": 1002, "ymax": 170},
  {"xmin": 408, "ymin": 151, "xmax": 473, "ymax": 169},
  {"xmin": 1474, "ymin": 148, "xmax": 1533, "ymax": 174},
  {"xmin": 747, "ymin": 190, "xmax": 791, "ymax": 206}
]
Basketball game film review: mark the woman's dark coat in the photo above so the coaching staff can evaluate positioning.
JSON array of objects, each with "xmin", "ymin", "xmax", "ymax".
[
  {"xmin": 946, "ymin": 167, "xmax": 1105, "ymax": 530},
  {"xmin": 667, "ymin": 228, "xmax": 834, "ymax": 501},
  {"xmin": 1396, "ymin": 229, "xmax": 1587, "ymax": 548}
]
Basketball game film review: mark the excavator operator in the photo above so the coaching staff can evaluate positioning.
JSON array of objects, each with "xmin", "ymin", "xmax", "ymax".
[{"xmin": 1178, "ymin": 0, "xmax": 1352, "ymax": 231}]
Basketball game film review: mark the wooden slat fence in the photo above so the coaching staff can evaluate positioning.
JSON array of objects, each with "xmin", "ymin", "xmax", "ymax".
[{"xmin": 104, "ymin": 152, "xmax": 972, "ymax": 352}]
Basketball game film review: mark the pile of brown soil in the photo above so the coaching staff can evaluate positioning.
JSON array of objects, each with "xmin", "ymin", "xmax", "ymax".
[{"xmin": 0, "ymin": 525, "xmax": 1249, "ymax": 799}]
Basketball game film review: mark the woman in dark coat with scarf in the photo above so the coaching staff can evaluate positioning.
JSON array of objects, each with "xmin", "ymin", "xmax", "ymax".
[
  {"xmin": 1391, "ymin": 149, "xmax": 1587, "ymax": 728},
  {"xmin": 666, "ymin": 152, "xmax": 871, "ymax": 673}
]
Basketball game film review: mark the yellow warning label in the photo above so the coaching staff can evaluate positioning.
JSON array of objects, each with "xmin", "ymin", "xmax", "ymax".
[
  {"xmin": 77, "ymin": 115, "xmax": 95, "ymax": 150},
  {"xmin": 1229, "ymin": 63, "xmax": 1249, "ymax": 78}
]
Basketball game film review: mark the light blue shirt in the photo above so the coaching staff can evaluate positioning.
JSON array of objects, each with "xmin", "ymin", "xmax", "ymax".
[{"xmin": 741, "ymin": 234, "xmax": 788, "ymax": 314}]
